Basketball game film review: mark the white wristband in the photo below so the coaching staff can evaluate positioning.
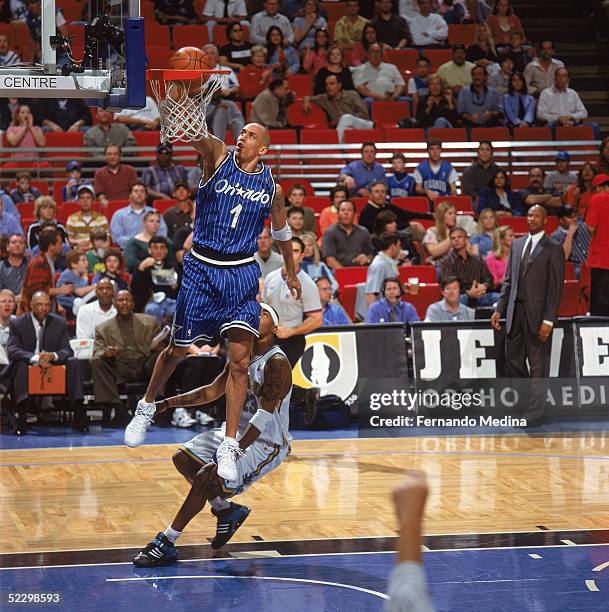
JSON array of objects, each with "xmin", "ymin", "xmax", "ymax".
[
  {"xmin": 249, "ymin": 407, "xmax": 275, "ymax": 434},
  {"xmin": 271, "ymin": 222, "xmax": 292, "ymax": 242}
]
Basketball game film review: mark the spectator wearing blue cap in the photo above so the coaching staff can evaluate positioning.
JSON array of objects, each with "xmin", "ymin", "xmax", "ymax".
[
  {"xmin": 62, "ymin": 161, "xmax": 84, "ymax": 202},
  {"xmin": 544, "ymin": 151, "xmax": 577, "ymax": 198}
]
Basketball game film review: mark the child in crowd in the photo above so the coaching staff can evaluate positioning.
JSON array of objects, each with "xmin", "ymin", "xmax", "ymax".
[
  {"xmin": 61, "ymin": 160, "xmax": 84, "ymax": 202},
  {"xmin": 9, "ymin": 171, "xmax": 41, "ymax": 203}
]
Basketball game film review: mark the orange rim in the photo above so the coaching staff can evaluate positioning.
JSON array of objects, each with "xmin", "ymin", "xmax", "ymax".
[{"xmin": 146, "ymin": 69, "xmax": 231, "ymax": 81}]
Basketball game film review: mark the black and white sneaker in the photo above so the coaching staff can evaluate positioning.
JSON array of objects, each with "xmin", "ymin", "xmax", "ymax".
[
  {"xmin": 133, "ymin": 532, "xmax": 178, "ymax": 567},
  {"xmin": 210, "ymin": 502, "xmax": 251, "ymax": 549}
]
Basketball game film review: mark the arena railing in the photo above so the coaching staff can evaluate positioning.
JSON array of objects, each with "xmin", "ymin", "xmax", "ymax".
[{"xmin": 0, "ymin": 139, "xmax": 599, "ymax": 196}]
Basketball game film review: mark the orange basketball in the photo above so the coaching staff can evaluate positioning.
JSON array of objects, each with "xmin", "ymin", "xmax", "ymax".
[
  {"xmin": 168, "ymin": 47, "xmax": 212, "ymax": 98},
  {"xmin": 169, "ymin": 46, "xmax": 212, "ymax": 72}
]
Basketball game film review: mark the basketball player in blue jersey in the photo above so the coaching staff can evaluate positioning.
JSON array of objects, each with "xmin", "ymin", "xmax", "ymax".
[
  {"xmin": 125, "ymin": 123, "xmax": 301, "ymax": 483},
  {"xmin": 414, "ymin": 138, "xmax": 458, "ymax": 203},
  {"xmin": 132, "ymin": 304, "xmax": 293, "ymax": 564}
]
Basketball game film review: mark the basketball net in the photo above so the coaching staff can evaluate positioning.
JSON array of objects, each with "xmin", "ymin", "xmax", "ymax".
[{"xmin": 149, "ymin": 72, "xmax": 224, "ymax": 143}]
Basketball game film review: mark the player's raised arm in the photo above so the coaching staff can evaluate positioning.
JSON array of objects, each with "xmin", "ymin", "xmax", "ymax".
[
  {"xmin": 271, "ymin": 184, "xmax": 302, "ymax": 299},
  {"xmin": 192, "ymin": 133, "xmax": 229, "ymax": 183},
  {"xmin": 155, "ymin": 364, "xmax": 230, "ymax": 414}
]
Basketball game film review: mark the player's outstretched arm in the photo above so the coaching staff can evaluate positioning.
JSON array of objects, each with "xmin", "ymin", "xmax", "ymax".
[
  {"xmin": 192, "ymin": 133, "xmax": 229, "ymax": 184},
  {"xmin": 237, "ymin": 355, "xmax": 292, "ymax": 452},
  {"xmin": 271, "ymin": 184, "xmax": 302, "ymax": 299},
  {"xmin": 155, "ymin": 364, "xmax": 230, "ymax": 414}
]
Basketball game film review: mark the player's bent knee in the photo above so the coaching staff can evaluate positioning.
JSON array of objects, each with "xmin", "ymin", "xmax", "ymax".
[
  {"xmin": 172, "ymin": 450, "xmax": 197, "ymax": 483},
  {"xmin": 165, "ymin": 343, "xmax": 189, "ymax": 361}
]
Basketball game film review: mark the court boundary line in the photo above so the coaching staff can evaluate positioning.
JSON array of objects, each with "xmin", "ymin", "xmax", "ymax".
[
  {"xmin": 1, "ymin": 542, "xmax": 608, "ymax": 572},
  {"xmin": 105, "ymin": 574, "xmax": 390, "ymax": 599},
  {"xmin": 2, "ymin": 527, "xmax": 608, "ymax": 557}
]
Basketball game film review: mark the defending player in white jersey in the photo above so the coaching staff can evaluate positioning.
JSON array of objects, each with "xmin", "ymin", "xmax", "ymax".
[
  {"xmin": 133, "ymin": 303, "xmax": 292, "ymax": 566},
  {"xmin": 125, "ymin": 123, "xmax": 301, "ymax": 484}
]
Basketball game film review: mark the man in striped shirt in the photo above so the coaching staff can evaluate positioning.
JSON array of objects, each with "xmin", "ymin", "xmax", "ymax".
[
  {"xmin": 141, "ymin": 142, "xmax": 188, "ymax": 201},
  {"xmin": 66, "ymin": 185, "xmax": 109, "ymax": 251},
  {"xmin": 550, "ymin": 206, "xmax": 591, "ymax": 279},
  {"xmin": 440, "ymin": 227, "xmax": 498, "ymax": 308}
]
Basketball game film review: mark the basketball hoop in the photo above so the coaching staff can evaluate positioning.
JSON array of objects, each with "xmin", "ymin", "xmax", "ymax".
[{"xmin": 147, "ymin": 68, "xmax": 230, "ymax": 144}]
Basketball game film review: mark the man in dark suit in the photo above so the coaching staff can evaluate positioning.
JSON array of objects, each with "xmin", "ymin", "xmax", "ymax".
[
  {"xmin": 7, "ymin": 291, "xmax": 85, "ymax": 435},
  {"xmin": 91, "ymin": 290, "xmax": 163, "ymax": 424},
  {"xmin": 491, "ymin": 205, "xmax": 565, "ymax": 425}
]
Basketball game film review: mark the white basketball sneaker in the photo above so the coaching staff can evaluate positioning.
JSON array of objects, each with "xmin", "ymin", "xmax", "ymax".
[
  {"xmin": 124, "ymin": 399, "xmax": 156, "ymax": 447},
  {"xmin": 216, "ymin": 437, "xmax": 243, "ymax": 481}
]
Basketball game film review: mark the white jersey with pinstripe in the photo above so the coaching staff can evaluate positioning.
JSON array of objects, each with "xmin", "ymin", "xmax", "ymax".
[{"xmin": 181, "ymin": 345, "xmax": 292, "ymax": 495}]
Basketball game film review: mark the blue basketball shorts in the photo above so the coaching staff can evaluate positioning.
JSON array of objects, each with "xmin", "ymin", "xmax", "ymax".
[{"xmin": 171, "ymin": 251, "xmax": 261, "ymax": 346}]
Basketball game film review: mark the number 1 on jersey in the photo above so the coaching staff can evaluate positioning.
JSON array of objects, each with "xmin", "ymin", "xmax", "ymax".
[{"xmin": 229, "ymin": 203, "xmax": 243, "ymax": 229}]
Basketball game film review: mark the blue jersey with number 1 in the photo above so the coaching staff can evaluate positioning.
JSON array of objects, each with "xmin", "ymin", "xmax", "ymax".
[{"xmin": 194, "ymin": 151, "xmax": 275, "ymax": 255}]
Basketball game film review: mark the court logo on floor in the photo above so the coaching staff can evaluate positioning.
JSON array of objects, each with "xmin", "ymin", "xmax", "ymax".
[{"xmin": 293, "ymin": 332, "xmax": 358, "ymax": 400}]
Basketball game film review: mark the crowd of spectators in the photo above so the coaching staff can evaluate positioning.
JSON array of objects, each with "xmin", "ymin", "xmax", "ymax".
[{"xmin": 0, "ymin": 0, "xmax": 607, "ymax": 434}]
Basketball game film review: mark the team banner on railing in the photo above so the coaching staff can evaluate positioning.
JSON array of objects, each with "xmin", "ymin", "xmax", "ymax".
[
  {"xmin": 410, "ymin": 317, "xmax": 609, "ymax": 416},
  {"xmin": 293, "ymin": 324, "xmax": 409, "ymax": 409}
]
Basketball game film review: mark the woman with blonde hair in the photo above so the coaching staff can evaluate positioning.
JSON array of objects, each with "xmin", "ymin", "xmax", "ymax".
[
  {"xmin": 422, "ymin": 201, "xmax": 457, "ymax": 264},
  {"xmin": 470, "ymin": 207, "xmax": 496, "ymax": 257},
  {"xmin": 485, "ymin": 224, "xmax": 513, "ymax": 287},
  {"xmin": 300, "ymin": 232, "xmax": 339, "ymax": 292},
  {"xmin": 26, "ymin": 196, "xmax": 68, "ymax": 250},
  {"xmin": 466, "ymin": 22, "xmax": 498, "ymax": 68}
]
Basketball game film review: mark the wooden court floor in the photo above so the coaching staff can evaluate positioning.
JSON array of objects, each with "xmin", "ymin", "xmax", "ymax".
[{"xmin": 1, "ymin": 433, "xmax": 608, "ymax": 554}]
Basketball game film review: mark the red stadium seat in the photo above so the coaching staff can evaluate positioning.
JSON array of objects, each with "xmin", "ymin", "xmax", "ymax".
[
  {"xmin": 66, "ymin": 24, "xmax": 84, "ymax": 56},
  {"xmin": 402, "ymin": 283, "xmax": 442, "ymax": 319},
  {"xmin": 470, "ymin": 127, "xmax": 511, "ymax": 143},
  {"xmin": 133, "ymin": 131, "xmax": 161, "ymax": 157},
  {"xmin": 392, "ymin": 197, "xmax": 430, "ymax": 215},
  {"xmin": 371, "ymin": 101, "xmax": 410, "ymax": 128},
  {"xmin": 44, "ymin": 131, "xmax": 84, "ymax": 151},
  {"xmin": 152, "ymin": 199, "xmax": 177, "ymax": 213},
  {"xmin": 510, "ymin": 175, "xmax": 530, "ymax": 189},
  {"xmin": 411, "ymin": 218, "xmax": 435, "ymax": 229},
  {"xmin": 305, "ymin": 196, "xmax": 329, "ymax": 213},
  {"xmin": 281, "ymin": 178, "xmax": 315, "ymax": 196},
  {"xmin": 16, "ymin": 202, "xmax": 35, "ymax": 217},
  {"xmin": 106, "ymin": 200, "xmax": 130, "ymax": 220},
  {"xmin": 555, "ymin": 126, "xmax": 595, "ymax": 141},
  {"xmin": 343, "ymin": 129, "xmax": 383, "ymax": 145},
  {"xmin": 287, "ymin": 74, "xmax": 313, "ymax": 97},
  {"xmin": 53, "ymin": 182, "xmax": 66, "ymax": 203},
  {"xmin": 269, "ymin": 129, "xmax": 297, "ymax": 144},
  {"xmin": 501, "ymin": 216, "xmax": 528, "ymax": 233},
  {"xmin": 564, "ymin": 262, "xmax": 576, "ymax": 281},
  {"xmin": 352, "ymin": 197, "xmax": 367, "ymax": 212},
  {"xmin": 58, "ymin": 3, "xmax": 84, "ymax": 23},
  {"xmin": 321, "ymin": 1, "xmax": 346, "ymax": 21},
  {"xmin": 398, "ymin": 266, "xmax": 437, "ymax": 284},
  {"xmin": 301, "ymin": 129, "xmax": 339, "ymax": 146},
  {"xmin": 171, "ymin": 25, "xmax": 210, "ymax": 50},
  {"xmin": 435, "ymin": 195, "xmax": 473, "ymax": 213},
  {"xmin": 558, "ymin": 280, "xmax": 580, "ymax": 316},
  {"xmin": 427, "ymin": 127, "xmax": 467, "ymax": 142},
  {"xmin": 425, "ymin": 49, "xmax": 453, "ymax": 72},
  {"xmin": 384, "ymin": 128, "xmax": 426, "ymax": 143},
  {"xmin": 140, "ymin": 1, "xmax": 156, "ymax": 18},
  {"xmin": 334, "ymin": 266, "xmax": 368, "ymax": 288},
  {"xmin": 448, "ymin": 24, "xmax": 477, "ymax": 46},
  {"xmin": 287, "ymin": 101, "xmax": 328, "ymax": 129},
  {"xmin": 147, "ymin": 49, "xmax": 174, "ymax": 69},
  {"xmin": 512, "ymin": 127, "xmax": 552, "ymax": 141},
  {"xmin": 145, "ymin": 24, "xmax": 171, "ymax": 49},
  {"xmin": 339, "ymin": 284, "xmax": 358, "ymax": 321},
  {"xmin": 382, "ymin": 49, "xmax": 419, "ymax": 73}
]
